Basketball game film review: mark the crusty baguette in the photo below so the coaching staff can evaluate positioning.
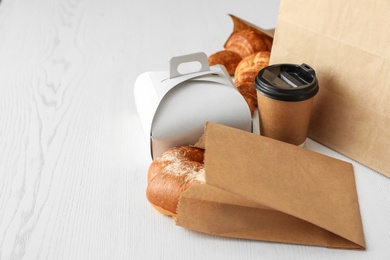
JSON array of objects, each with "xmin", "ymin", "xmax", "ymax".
[{"xmin": 146, "ymin": 146, "xmax": 205, "ymax": 218}]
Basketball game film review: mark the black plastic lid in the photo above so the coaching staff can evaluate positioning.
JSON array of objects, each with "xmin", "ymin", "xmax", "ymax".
[{"xmin": 255, "ymin": 63, "xmax": 319, "ymax": 102}]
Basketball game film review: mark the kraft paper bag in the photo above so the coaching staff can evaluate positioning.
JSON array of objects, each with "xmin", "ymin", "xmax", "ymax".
[
  {"xmin": 176, "ymin": 122, "xmax": 365, "ymax": 250},
  {"xmin": 270, "ymin": 0, "xmax": 390, "ymax": 178}
]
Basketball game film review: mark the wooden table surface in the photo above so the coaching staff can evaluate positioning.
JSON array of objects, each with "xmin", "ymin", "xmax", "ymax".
[{"xmin": 1, "ymin": 0, "xmax": 390, "ymax": 259}]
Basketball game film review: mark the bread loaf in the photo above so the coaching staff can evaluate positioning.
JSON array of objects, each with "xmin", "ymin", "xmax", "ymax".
[{"xmin": 146, "ymin": 146, "xmax": 205, "ymax": 219}]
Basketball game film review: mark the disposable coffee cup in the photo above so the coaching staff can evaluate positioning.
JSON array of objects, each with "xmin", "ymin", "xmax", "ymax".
[{"xmin": 254, "ymin": 63, "xmax": 319, "ymax": 146}]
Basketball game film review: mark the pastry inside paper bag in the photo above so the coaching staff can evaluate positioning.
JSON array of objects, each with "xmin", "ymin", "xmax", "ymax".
[
  {"xmin": 208, "ymin": 15, "xmax": 272, "ymax": 114},
  {"xmin": 225, "ymin": 29, "xmax": 269, "ymax": 58},
  {"xmin": 146, "ymin": 146, "xmax": 205, "ymax": 219},
  {"xmin": 208, "ymin": 28, "xmax": 270, "ymax": 77}
]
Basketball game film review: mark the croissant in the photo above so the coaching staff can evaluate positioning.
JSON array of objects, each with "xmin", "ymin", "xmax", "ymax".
[
  {"xmin": 207, "ymin": 16, "xmax": 273, "ymax": 114},
  {"xmin": 234, "ymin": 51, "xmax": 270, "ymax": 114},
  {"xmin": 235, "ymin": 82, "xmax": 257, "ymax": 115},
  {"xmin": 225, "ymin": 29, "xmax": 268, "ymax": 58},
  {"xmin": 208, "ymin": 50, "xmax": 242, "ymax": 76},
  {"xmin": 225, "ymin": 14, "xmax": 274, "ymax": 52},
  {"xmin": 234, "ymin": 51, "xmax": 270, "ymax": 83}
]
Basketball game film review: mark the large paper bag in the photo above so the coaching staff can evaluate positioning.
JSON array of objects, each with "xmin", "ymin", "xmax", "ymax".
[
  {"xmin": 270, "ymin": 0, "xmax": 390, "ymax": 178},
  {"xmin": 176, "ymin": 122, "xmax": 365, "ymax": 250}
]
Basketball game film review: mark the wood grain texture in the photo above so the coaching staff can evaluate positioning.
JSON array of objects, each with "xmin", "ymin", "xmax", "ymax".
[{"xmin": 0, "ymin": 0, "xmax": 389, "ymax": 259}]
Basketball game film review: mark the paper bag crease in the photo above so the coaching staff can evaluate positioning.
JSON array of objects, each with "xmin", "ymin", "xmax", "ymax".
[{"xmin": 177, "ymin": 122, "xmax": 365, "ymax": 249}]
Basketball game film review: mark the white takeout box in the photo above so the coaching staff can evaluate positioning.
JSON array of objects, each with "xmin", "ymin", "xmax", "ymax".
[{"xmin": 134, "ymin": 52, "xmax": 252, "ymax": 159}]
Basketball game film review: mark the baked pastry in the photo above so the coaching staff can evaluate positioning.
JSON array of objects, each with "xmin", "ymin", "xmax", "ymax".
[
  {"xmin": 235, "ymin": 81, "xmax": 257, "ymax": 115},
  {"xmin": 146, "ymin": 146, "xmax": 205, "ymax": 219},
  {"xmin": 225, "ymin": 29, "xmax": 268, "ymax": 58},
  {"xmin": 225, "ymin": 14, "xmax": 274, "ymax": 52},
  {"xmin": 234, "ymin": 51, "xmax": 270, "ymax": 114},
  {"xmin": 208, "ymin": 50, "xmax": 242, "ymax": 76},
  {"xmin": 234, "ymin": 51, "xmax": 270, "ymax": 84},
  {"xmin": 207, "ymin": 15, "xmax": 273, "ymax": 114}
]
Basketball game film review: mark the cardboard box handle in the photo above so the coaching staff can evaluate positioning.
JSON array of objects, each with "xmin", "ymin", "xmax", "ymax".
[{"xmin": 169, "ymin": 52, "xmax": 210, "ymax": 79}]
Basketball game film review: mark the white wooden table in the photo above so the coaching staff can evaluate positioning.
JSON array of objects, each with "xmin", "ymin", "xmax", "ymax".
[{"xmin": 1, "ymin": 0, "xmax": 390, "ymax": 259}]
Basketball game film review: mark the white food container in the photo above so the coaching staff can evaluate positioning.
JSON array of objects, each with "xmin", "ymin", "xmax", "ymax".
[{"xmin": 134, "ymin": 52, "xmax": 252, "ymax": 159}]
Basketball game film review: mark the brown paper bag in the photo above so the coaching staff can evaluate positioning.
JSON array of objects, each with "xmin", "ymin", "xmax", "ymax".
[
  {"xmin": 176, "ymin": 122, "xmax": 365, "ymax": 250},
  {"xmin": 269, "ymin": 0, "xmax": 390, "ymax": 178}
]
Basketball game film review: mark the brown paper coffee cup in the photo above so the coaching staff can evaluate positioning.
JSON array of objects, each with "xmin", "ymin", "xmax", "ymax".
[{"xmin": 255, "ymin": 64, "xmax": 319, "ymax": 146}]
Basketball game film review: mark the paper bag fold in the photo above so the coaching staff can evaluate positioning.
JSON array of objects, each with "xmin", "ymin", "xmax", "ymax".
[{"xmin": 177, "ymin": 122, "xmax": 365, "ymax": 250}]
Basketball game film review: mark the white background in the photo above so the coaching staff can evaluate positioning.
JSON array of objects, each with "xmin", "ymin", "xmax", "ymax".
[{"xmin": 0, "ymin": 0, "xmax": 389, "ymax": 259}]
